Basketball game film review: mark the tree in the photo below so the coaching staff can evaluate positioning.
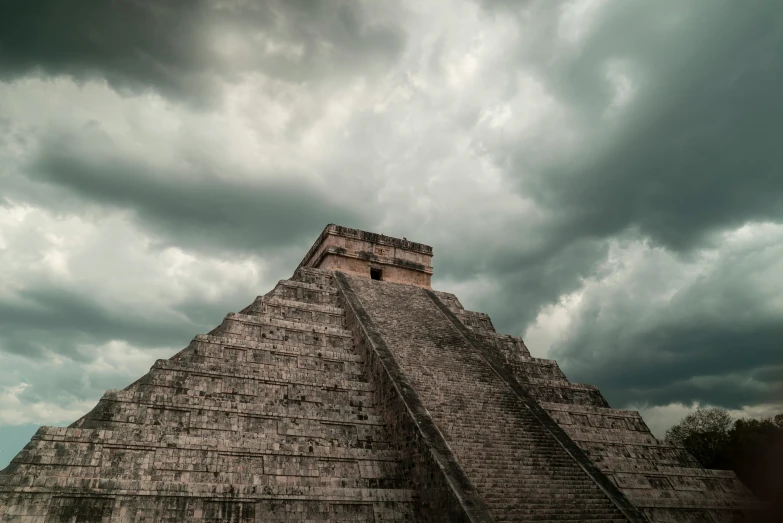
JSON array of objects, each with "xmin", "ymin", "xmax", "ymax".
[
  {"xmin": 725, "ymin": 417, "xmax": 783, "ymax": 502},
  {"xmin": 664, "ymin": 407, "xmax": 732, "ymax": 469},
  {"xmin": 664, "ymin": 407, "xmax": 733, "ymax": 445},
  {"xmin": 665, "ymin": 407, "xmax": 783, "ymax": 504}
]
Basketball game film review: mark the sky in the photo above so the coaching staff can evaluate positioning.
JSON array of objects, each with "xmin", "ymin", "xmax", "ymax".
[{"xmin": 1, "ymin": 0, "xmax": 782, "ymax": 467}]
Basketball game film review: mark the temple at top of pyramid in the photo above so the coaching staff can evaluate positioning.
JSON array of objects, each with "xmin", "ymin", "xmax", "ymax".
[
  {"xmin": 0, "ymin": 225, "xmax": 760, "ymax": 523},
  {"xmin": 298, "ymin": 224, "xmax": 434, "ymax": 287}
]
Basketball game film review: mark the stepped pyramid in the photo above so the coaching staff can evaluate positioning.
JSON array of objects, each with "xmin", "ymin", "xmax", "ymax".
[{"xmin": 0, "ymin": 225, "xmax": 759, "ymax": 522}]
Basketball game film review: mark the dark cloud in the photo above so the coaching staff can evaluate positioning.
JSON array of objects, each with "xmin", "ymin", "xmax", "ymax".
[
  {"xmin": 0, "ymin": 285, "xmax": 197, "ymax": 360},
  {"xmin": 547, "ymin": 235, "xmax": 783, "ymax": 410},
  {"xmin": 510, "ymin": 0, "xmax": 783, "ymax": 253},
  {"xmin": 22, "ymin": 130, "xmax": 364, "ymax": 255},
  {"xmin": 435, "ymin": 235, "xmax": 612, "ymax": 336},
  {"xmin": 0, "ymin": 0, "xmax": 405, "ymax": 104},
  {"xmin": 567, "ymin": 319, "xmax": 783, "ymax": 409}
]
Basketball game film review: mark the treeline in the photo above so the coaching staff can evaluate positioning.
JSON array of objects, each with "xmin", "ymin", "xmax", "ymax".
[{"xmin": 664, "ymin": 407, "xmax": 783, "ymax": 503}]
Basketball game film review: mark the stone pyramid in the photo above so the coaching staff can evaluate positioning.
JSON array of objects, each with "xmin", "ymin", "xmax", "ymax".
[{"xmin": 0, "ymin": 225, "xmax": 759, "ymax": 522}]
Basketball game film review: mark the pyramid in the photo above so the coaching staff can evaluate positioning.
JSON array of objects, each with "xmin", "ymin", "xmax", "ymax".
[{"xmin": 0, "ymin": 225, "xmax": 759, "ymax": 522}]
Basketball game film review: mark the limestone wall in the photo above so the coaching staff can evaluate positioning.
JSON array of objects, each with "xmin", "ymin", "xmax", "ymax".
[
  {"xmin": 299, "ymin": 224, "xmax": 433, "ymax": 288},
  {"xmin": 318, "ymin": 254, "xmax": 431, "ymax": 288},
  {"xmin": 0, "ymin": 268, "xmax": 416, "ymax": 522}
]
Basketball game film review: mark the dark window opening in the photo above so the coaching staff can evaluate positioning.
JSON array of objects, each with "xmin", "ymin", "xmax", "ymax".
[{"xmin": 370, "ymin": 268, "xmax": 382, "ymax": 280}]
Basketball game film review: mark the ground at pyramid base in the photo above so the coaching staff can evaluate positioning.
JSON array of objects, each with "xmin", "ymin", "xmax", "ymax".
[{"xmin": 0, "ymin": 225, "xmax": 761, "ymax": 522}]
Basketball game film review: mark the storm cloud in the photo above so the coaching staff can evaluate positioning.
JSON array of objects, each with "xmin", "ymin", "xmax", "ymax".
[
  {"xmin": 27, "ymin": 130, "xmax": 365, "ymax": 253},
  {"xmin": 0, "ymin": 0, "xmax": 405, "ymax": 105}
]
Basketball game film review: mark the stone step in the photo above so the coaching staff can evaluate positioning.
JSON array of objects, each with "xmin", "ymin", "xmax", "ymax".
[
  {"xmin": 211, "ymin": 313, "xmax": 353, "ymax": 351},
  {"xmin": 484, "ymin": 493, "xmax": 621, "ymax": 502},
  {"xmin": 509, "ymin": 360, "xmax": 568, "ymax": 381},
  {"xmin": 539, "ymin": 402, "xmax": 642, "ymax": 418},
  {"xmin": 278, "ymin": 278, "xmax": 338, "ymax": 293},
  {"xmin": 122, "ymin": 382, "xmax": 376, "ymax": 412},
  {"xmin": 94, "ymin": 391, "xmax": 387, "ymax": 427},
  {"xmin": 8, "ymin": 458, "xmax": 408, "ymax": 484},
  {"xmin": 291, "ymin": 267, "xmax": 337, "ymax": 287},
  {"xmin": 0, "ymin": 478, "xmax": 415, "ymax": 503},
  {"xmin": 491, "ymin": 510, "xmax": 625, "ymax": 518},
  {"xmin": 61, "ymin": 422, "xmax": 394, "ymax": 452},
  {"xmin": 136, "ymin": 359, "xmax": 374, "ymax": 393},
  {"xmin": 241, "ymin": 296, "xmax": 345, "ymax": 328},
  {"xmin": 526, "ymin": 382, "xmax": 609, "ymax": 408},
  {"xmin": 458, "ymin": 458, "xmax": 594, "ymax": 468},
  {"xmin": 492, "ymin": 513, "xmax": 626, "ymax": 521},
  {"xmin": 9, "ymin": 455, "xmax": 407, "ymax": 484},
  {"xmin": 525, "ymin": 377, "xmax": 602, "ymax": 392},
  {"xmin": 564, "ymin": 427, "xmax": 661, "ymax": 445},
  {"xmin": 25, "ymin": 426, "xmax": 403, "ymax": 459},
  {"xmin": 271, "ymin": 280, "xmax": 340, "ymax": 306},
  {"xmin": 584, "ymin": 457, "xmax": 736, "ymax": 478},
  {"xmin": 0, "ymin": 493, "xmax": 415, "ymax": 523},
  {"xmin": 193, "ymin": 334, "xmax": 363, "ymax": 362},
  {"xmin": 188, "ymin": 349, "xmax": 367, "ymax": 376},
  {"xmin": 151, "ymin": 356, "xmax": 370, "ymax": 385},
  {"xmin": 544, "ymin": 409, "xmax": 650, "ymax": 434},
  {"xmin": 105, "ymin": 389, "xmax": 382, "ymax": 420},
  {"xmin": 480, "ymin": 485, "xmax": 615, "ymax": 495},
  {"xmin": 488, "ymin": 504, "xmax": 622, "ymax": 514},
  {"xmin": 219, "ymin": 312, "xmax": 351, "ymax": 337},
  {"xmin": 177, "ymin": 346, "xmax": 367, "ymax": 376}
]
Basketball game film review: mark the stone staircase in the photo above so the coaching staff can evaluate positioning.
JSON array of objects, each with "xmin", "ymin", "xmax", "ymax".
[
  {"xmin": 345, "ymin": 275, "xmax": 629, "ymax": 522},
  {"xmin": 433, "ymin": 289, "xmax": 759, "ymax": 523},
  {"xmin": 0, "ymin": 267, "xmax": 415, "ymax": 522}
]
